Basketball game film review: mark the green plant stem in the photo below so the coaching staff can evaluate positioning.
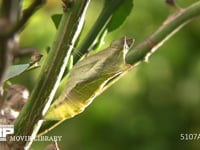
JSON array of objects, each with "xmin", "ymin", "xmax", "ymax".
[
  {"xmin": 73, "ymin": 0, "xmax": 125, "ymax": 64},
  {"xmin": 11, "ymin": 1, "xmax": 90, "ymax": 149},
  {"xmin": 126, "ymin": 1, "xmax": 200, "ymax": 65}
]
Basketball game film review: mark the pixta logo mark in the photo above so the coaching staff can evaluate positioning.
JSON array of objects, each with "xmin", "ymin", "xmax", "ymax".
[{"xmin": 0, "ymin": 125, "xmax": 14, "ymax": 141}]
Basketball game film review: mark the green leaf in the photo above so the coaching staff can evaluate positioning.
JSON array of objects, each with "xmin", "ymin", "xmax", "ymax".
[
  {"xmin": 4, "ymin": 63, "xmax": 40, "ymax": 82},
  {"xmin": 51, "ymin": 14, "xmax": 62, "ymax": 29},
  {"xmin": 107, "ymin": 0, "xmax": 134, "ymax": 32},
  {"xmin": 3, "ymin": 51, "xmax": 43, "ymax": 81},
  {"xmin": 4, "ymin": 64, "xmax": 30, "ymax": 81}
]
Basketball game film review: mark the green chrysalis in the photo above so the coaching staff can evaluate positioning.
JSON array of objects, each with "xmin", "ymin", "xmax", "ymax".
[{"xmin": 44, "ymin": 37, "xmax": 134, "ymax": 121}]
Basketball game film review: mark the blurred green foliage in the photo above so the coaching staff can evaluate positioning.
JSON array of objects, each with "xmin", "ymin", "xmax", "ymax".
[{"xmin": 15, "ymin": 0, "xmax": 200, "ymax": 149}]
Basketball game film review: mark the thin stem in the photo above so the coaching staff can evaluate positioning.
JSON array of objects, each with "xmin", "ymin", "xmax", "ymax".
[{"xmin": 126, "ymin": 1, "xmax": 200, "ymax": 65}]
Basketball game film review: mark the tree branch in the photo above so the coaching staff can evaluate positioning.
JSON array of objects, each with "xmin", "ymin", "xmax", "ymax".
[
  {"xmin": 9, "ymin": 0, "xmax": 46, "ymax": 37},
  {"xmin": 0, "ymin": 0, "xmax": 21, "ymax": 90},
  {"xmin": 0, "ymin": 0, "xmax": 46, "ymax": 38},
  {"xmin": 0, "ymin": 0, "xmax": 46, "ymax": 86},
  {"xmin": 126, "ymin": 1, "xmax": 200, "ymax": 65}
]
